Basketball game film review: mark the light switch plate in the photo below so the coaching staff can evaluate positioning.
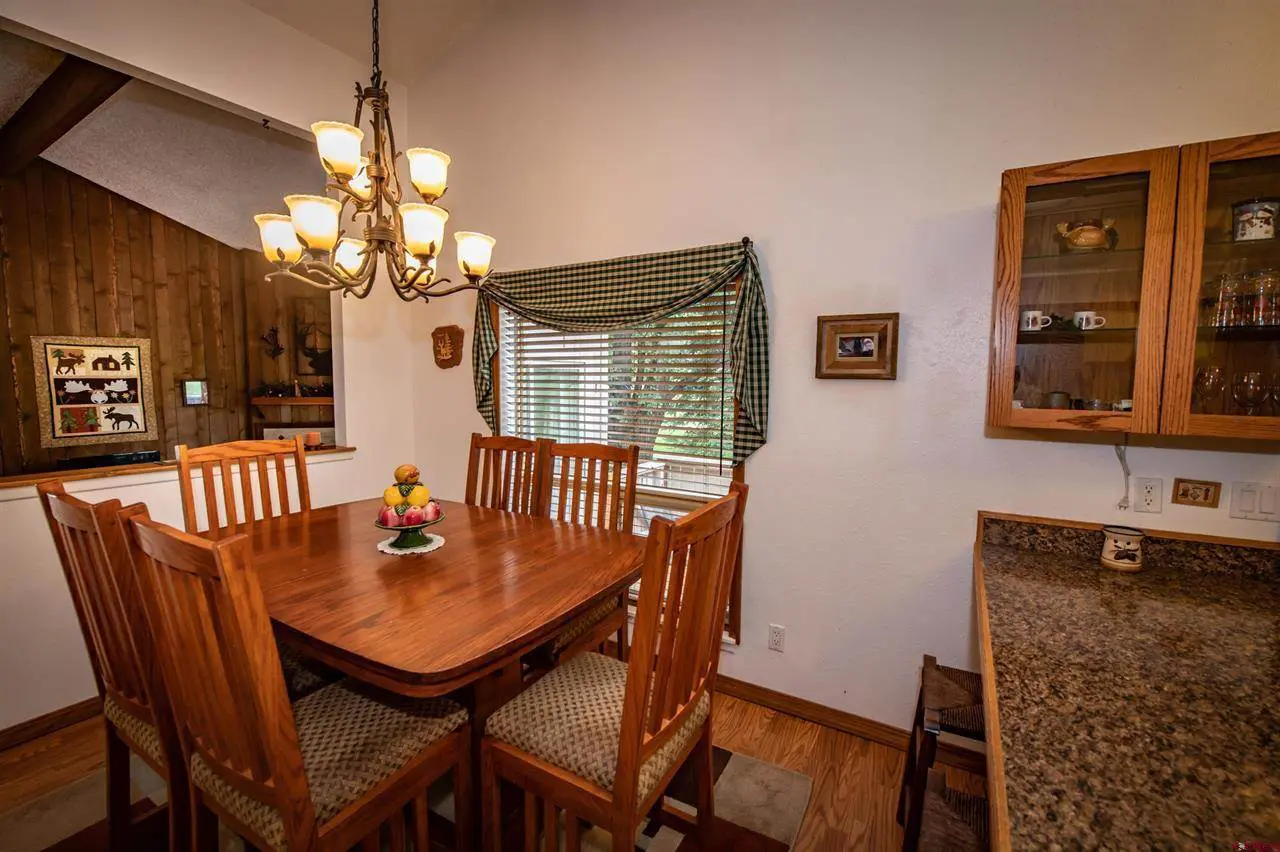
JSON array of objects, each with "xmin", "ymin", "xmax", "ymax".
[{"xmin": 1230, "ymin": 482, "xmax": 1280, "ymax": 521}]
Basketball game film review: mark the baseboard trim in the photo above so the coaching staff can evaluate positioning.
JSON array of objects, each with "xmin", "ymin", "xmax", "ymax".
[
  {"xmin": 715, "ymin": 675, "xmax": 986, "ymax": 775},
  {"xmin": 0, "ymin": 697, "xmax": 101, "ymax": 752}
]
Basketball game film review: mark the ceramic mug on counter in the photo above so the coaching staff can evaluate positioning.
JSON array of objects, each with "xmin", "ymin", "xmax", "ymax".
[
  {"xmin": 1046, "ymin": 390, "xmax": 1072, "ymax": 410},
  {"xmin": 1101, "ymin": 525, "xmax": 1144, "ymax": 572},
  {"xmin": 1021, "ymin": 310, "xmax": 1052, "ymax": 331}
]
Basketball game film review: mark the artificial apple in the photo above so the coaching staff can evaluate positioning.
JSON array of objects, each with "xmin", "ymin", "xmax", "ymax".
[
  {"xmin": 422, "ymin": 501, "xmax": 442, "ymax": 522},
  {"xmin": 402, "ymin": 505, "xmax": 425, "ymax": 526},
  {"xmin": 377, "ymin": 506, "xmax": 401, "ymax": 527}
]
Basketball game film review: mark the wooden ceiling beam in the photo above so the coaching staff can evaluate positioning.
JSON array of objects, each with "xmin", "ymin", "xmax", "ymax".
[{"xmin": 0, "ymin": 55, "xmax": 130, "ymax": 179}]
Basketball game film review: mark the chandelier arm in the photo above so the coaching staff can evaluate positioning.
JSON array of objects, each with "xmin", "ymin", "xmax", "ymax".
[
  {"xmin": 421, "ymin": 279, "xmax": 483, "ymax": 298},
  {"xmin": 267, "ymin": 266, "xmax": 355, "ymax": 292}
]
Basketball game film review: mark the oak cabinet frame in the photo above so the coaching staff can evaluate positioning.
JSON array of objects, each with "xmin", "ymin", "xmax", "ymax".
[{"xmin": 988, "ymin": 134, "xmax": 1280, "ymax": 442}]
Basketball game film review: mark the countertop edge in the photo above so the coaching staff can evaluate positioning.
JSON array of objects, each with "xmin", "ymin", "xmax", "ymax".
[{"xmin": 974, "ymin": 533, "xmax": 1014, "ymax": 852}]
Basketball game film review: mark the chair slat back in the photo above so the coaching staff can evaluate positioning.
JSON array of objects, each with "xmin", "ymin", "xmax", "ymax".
[
  {"xmin": 541, "ymin": 442, "xmax": 639, "ymax": 532},
  {"xmin": 464, "ymin": 433, "xmax": 543, "ymax": 514},
  {"xmin": 176, "ymin": 437, "xmax": 311, "ymax": 533},
  {"xmin": 616, "ymin": 482, "xmax": 747, "ymax": 805},
  {"xmin": 124, "ymin": 508, "xmax": 316, "ymax": 841},
  {"xmin": 38, "ymin": 482, "xmax": 156, "ymax": 723}
]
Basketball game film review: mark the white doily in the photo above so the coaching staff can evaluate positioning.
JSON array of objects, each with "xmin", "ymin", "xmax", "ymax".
[{"xmin": 376, "ymin": 533, "xmax": 445, "ymax": 556}]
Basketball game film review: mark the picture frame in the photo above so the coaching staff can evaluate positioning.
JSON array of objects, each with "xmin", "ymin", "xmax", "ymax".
[
  {"xmin": 1171, "ymin": 478, "xmax": 1221, "ymax": 509},
  {"xmin": 180, "ymin": 379, "xmax": 209, "ymax": 406},
  {"xmin": 31, "ymin": 335, "xmax": 158, "ymax": 447},
  {"xmin": 815, "ymin": 312, "xmax": 899, "ymax": 380}
]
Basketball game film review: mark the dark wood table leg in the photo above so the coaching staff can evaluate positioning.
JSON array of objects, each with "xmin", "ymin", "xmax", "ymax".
[{"xmin": 465, "ymin": 662, "xmax": 524, "ymax": 850}]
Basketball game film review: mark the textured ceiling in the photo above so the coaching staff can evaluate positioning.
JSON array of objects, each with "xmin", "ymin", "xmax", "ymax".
[
  {"xmin": 0, "ymin": 28, "xmax": 62, "ymax": 125},
  {"xmin": 241, "ymin": 0, "xmax": 505, "ymax": 85},
  {"xmin": 0, "ymin": 27, "xmax": 322, "ymax": 249}
]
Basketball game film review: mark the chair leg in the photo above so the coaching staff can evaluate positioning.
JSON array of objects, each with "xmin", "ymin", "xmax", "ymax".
[
  {"xmin": 192, "ymin": 791, "xmax": 219, "ymax": 852},
  {"xmin": 615, "ymin": 593, "xmax": 630, "ymax": 662},
  {"xmin": 481, "ymin": 742, "xmax": 502, "ymax": 852},
  {"xmin": 897, "ymin": 692, "xmax": 924, "ymax": 826},
  {"xmin": 105, "ymin": 723, "xmax": 132, "ymax": 852},
  {"xmin": 166, "ymin": 762, "xmax": 194, "ymax": 852},
  {"xmin": 694, "ymin": 721, "xmax": 715, "ymax": 850},
  {"xmin": 454, "ymin": 735, "xmax": 475, "ymax": 852}
]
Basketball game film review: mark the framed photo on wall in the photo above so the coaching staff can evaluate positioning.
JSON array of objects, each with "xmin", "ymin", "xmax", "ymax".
[
  {"xmin": 30, "ymin": 336, "xmax": 158, "ymax": 447},
  {"xmin": 815, "ymin": 312, "xmax": 900, "ymax": 379}
]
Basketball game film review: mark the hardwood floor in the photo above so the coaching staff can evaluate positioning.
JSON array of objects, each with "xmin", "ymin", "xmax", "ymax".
[{"xmin": 0, "ymin": 695, "xmax": 983, "ymax": 851}]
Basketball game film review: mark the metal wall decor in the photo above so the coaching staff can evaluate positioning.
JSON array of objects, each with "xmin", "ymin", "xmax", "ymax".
[
  {"xmin": 432, "ymin": 325, "xmax": 465, "ymax": 368},
  {"xmin": 31, "ymin": 336, "xmax": 157, "ymax": 447}
]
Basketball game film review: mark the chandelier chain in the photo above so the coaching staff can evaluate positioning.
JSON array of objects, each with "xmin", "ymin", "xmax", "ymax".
[{"xmin": 370, "ymin": 0, "xmax": 381, "ymax": 87}]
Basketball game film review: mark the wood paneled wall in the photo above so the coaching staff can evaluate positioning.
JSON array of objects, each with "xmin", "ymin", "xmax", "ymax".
[{"xmin": 0, "ymin": 158, "xmax": 253, "ymax": 475}]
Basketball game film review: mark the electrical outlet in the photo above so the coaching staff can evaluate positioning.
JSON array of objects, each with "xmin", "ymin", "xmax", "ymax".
[
  {"xmin": 767, "ymin": 624, "xmax": 785, "ymax": 653},
  {"xmin": 1134, "ymin": 477, "xmax": 1162, "ymax": 514}
]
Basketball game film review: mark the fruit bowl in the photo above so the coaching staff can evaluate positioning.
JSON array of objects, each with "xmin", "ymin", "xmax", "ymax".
[{"xmin": 374, "ymin": 510, "xmax": 445, "ymax": 551}]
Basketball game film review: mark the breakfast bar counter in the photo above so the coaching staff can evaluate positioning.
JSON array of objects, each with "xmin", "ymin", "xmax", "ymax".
[{"xmin": 974, "ymin": 512, "xmax": 1280, "ymax": 850}]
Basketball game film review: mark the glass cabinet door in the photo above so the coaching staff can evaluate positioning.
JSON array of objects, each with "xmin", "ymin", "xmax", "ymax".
[
  {"xmin": 987, "ymin": 148, "xmax": 1178, "ymax": 432},
  {"xmin": 1163, "ymin": 132, "xmax": 1280, "ymax": 438}
]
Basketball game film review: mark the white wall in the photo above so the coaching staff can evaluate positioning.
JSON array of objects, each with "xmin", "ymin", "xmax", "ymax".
[
  {"xmin": 407, "ymin": 0, "xmax": 1280, "ymax": 727},
  {"xmin": 0, "ymin": 0, "xmax": 426, "ymax": 728}
]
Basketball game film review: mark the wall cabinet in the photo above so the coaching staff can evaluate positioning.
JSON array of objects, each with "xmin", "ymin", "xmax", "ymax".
[{"xmin": 987, "ymin": 131, "xmax": 1280, "ymax": 441}]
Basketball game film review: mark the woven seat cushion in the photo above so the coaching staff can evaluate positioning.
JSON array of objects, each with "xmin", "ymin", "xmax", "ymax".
[
  {"xmin": 103, "ymin": 694, "xmax": 165, "ymax": 768},
  {"xmin": 191, "ymin": 682, "xmax": 467, "ymax": 850},
  {"xmin": 486, "ymin": 651, "xmax": 710, "ymax": 804},
  {"xmin": 276, "ymin": 640, "xmax": 339, "ymax": 701},
  {"xmin": 550, "ymin": 596, "xmax": 624, "ymax": 654}
]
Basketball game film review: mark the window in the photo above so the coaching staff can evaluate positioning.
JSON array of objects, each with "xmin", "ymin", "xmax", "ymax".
[{"xmin": 497, "ymin": 284, "xmax": 742, "ymax": 640}]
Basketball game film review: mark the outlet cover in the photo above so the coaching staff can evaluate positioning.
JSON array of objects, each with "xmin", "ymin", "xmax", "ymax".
[
  {"xmin": 767, "ymin": 624, "xmax": 785, "ymax": 653},
  {"xmin": 1134, "ymin": 477, "xmax": 1162, "ymax": 514}
]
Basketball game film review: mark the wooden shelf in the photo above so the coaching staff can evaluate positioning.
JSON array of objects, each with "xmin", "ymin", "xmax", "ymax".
[
  {"xmin": 250, "ymin": 397, "xmax": 335, "ymax": 407},
  {"xmin": 1017, "ymin": 328, "xmax": 1137, "ymax": 344},
  {"xmin": 1195, "ymin": 325, "xmax": 1280, "ymax": 342}
]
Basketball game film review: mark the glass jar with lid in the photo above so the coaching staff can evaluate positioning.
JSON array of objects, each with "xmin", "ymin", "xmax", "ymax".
[
  {"xmin": 1247, "ymin": 268, "xmax": 1280, "ymax": 326},
  {"xmin": 1212, "ymin": 272, "xmax": 1245, "ymax": 327}
]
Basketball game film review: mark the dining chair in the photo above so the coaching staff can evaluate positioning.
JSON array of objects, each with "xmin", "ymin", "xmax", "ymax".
[
  {"xmin": 175, "ymin": 436, "xmax": 311, "ymax": 534},
  {"xmin": 897, "ymin": 654, "xmax": 986, "ymax": 851},
  {"xmin": 122, "ymin": 505, "xmax": 473, "ymax": 852},
  {"xmin": 534, "ymin": 441, "xmax": 641, "ymax": 665},
  {"xmin": 482, "ymin": 481, "xmax": 748, "ymax": 851},
  {"xmin": 176, "ymin": 435, "xmax": 336, "ymax": 699},
  {"xmin": 464, "ymin": 432, "xmax": 544, "ymax": 514},
  {"xmin": 37, "ymin": 481, "xmax": 190, "ymax": 852}
]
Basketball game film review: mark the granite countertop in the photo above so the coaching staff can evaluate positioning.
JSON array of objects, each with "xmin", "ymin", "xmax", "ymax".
[{"xmin": 980, "ymin": 520, "xmax": 1280, "ymax": 850}]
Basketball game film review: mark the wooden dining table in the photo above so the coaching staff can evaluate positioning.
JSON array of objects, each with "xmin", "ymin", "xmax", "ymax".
[{"xmin": 209, "ymin": 496, "xmax": 645, "ymax": 838}]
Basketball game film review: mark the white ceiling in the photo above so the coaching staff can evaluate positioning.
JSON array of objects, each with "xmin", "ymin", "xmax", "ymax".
[
  {"xmin": 0, "ymin": 28, "xmax": 323, "ymax": 249},
  {"xmin": 241, "ymin": 0, "xmax": 505, "ymax": 86}
]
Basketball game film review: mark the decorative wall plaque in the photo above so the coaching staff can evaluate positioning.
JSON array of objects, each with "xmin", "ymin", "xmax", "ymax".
[
  {"xmin": 432, "ymin": 325, "xmax": 465, "ymax": 368},
  {"xmin": 31, "ymin": 336, "xmax": 157, "ymax": 447}
]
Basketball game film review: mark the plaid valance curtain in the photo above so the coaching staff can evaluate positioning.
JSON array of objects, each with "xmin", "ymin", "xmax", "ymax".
[{"xmin": 473, "ymin": 239, "xmax": 769, "ymax": 464}]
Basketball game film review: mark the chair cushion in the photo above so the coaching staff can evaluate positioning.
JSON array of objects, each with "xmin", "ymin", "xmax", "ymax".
[
  {"xmin": 486, "ymin": 651, "xmax": 710, "ymax": 804},
  {"xmin": 276, "ymin": 640, "xmax": 340, "ymax": 701},
  {"xmin": 103, "ymin": 694, "xmax": 165, "ymax": 768},
  {"xmin": 550, "ymin": 596, "xmax": 624, "ymax": 654},
  {"xmin": 191, "ymin": 682, "xmax": 467, "ymax": 850}
]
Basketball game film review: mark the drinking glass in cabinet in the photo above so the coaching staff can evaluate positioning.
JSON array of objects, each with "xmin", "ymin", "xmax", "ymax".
[
  {"xmin": 1231, "ymin": 371, "xmax": 1270, "ymax": 416},
  {"xmin": 1192, "ymin": 365, "xmax": 1225, "ymax": 413}
]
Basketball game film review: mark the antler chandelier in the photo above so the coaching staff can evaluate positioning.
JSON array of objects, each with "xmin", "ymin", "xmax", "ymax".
[{"xmin": 252, "ymin": 0, "xmax": 495, "ymax": 302}]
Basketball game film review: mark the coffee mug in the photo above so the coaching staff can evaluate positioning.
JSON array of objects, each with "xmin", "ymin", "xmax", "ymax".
[
  {"xmin": 1046, "ymin": 390, "xmax": 1072, "ymax": 409},
  {"xmin": 1073, "ymin": 310, "xmax": 1107, "ymax": 330},
  {"xmin": 1101, "ymin": 525, "xmax": 1144, "ymax": 572},
  {"xmin": 1021, "ymin": 310, "xmax": 1052, "ymax": 331}
]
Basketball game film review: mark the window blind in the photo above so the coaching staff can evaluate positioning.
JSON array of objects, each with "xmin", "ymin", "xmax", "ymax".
[{"xmin": 498, "ymin": 286, "xmax": 737, "ymax": 531}]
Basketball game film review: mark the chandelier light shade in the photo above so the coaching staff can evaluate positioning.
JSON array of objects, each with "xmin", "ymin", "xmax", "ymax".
[
  {"xmin": 405, "ymin": 148, "xmax": 450, "ymax": 201},
  {"xmin": 254, "ymin": 214, "xmax": 304, "ymax": 264},
  {"xmin": 252, "ymin": 0, "xmax": 496, "ymax": 302},
  {"xmin": 310, "ymin": 122, "xmax": 365, "ymax": 178},
  {"xmin": 455, "ymin": 231, "xmax": 496, "ymax": 280},
  {"xmin": 285, "ymin": 194, "xmax": 342, "ymax": 252}
]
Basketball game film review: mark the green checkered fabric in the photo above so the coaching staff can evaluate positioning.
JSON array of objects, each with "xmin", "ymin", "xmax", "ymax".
[{"xmin": 473, "ymin": 240, "xmax": 769, "ymax": 464}]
